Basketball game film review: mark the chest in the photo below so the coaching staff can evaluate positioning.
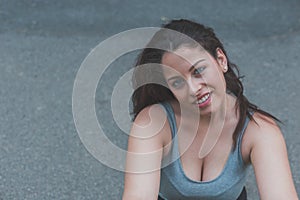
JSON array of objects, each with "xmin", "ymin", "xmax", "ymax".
[
  {"xmin": 178, "ymin": 129, "xmax": 234, "ymax": 182},
  {"xmin": 160, "ymin": 133, "xmax": 250, "ymax": 199}
]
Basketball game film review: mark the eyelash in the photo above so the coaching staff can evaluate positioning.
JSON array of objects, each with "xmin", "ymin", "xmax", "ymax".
[
  {"xmin": 171, "ymin": 78, "xmax": 185, "ymax": 89},
  {"xmin": 193, "ymin": 66, "xmax": 205, "ymax": 75},
  {"xmin": 169, "ymin": 66, "xmax": 206, "ymax": 89}
]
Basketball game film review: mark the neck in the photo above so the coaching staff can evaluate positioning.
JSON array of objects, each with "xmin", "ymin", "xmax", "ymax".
[
  {"xmin": 197, "ymin": 93, "xmax": 237, "ymax": 158},
  {"xmin": 199, "ymin": 93, "xmax": 237, "ymax": 129}
]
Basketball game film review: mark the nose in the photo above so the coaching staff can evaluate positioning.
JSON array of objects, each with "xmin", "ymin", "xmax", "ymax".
[{"xmin": 187, "ymin": 77, "xmax": 203, "ymax": 96}]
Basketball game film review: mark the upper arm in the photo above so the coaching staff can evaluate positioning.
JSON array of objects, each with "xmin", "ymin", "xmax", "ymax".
[
  {"xmin": 249, "ymin": 115, "xmax": 298, "ymax": 200},
  {"xmin": 123, "ymin": 104, "xmax": 169, "ymax": 200}
]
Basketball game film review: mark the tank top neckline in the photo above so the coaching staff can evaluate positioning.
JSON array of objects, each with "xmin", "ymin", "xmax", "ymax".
[{"xmin": 161, "ymin": 101, "xmax": 250, "ymax": 184}]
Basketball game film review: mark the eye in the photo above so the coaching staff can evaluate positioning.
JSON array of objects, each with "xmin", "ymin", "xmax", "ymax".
[
  {"xmin": 193, "ymin": 66, "xmax": 205, "ymax": 75},
  {"xmin": 170, "ymin": 78, "xmax": 185, "ymax": 89}
]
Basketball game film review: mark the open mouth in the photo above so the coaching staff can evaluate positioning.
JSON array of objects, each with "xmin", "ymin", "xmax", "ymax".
[{"xmin": 196, "ymin": 92, "xmax": 211, "ymax": 107}]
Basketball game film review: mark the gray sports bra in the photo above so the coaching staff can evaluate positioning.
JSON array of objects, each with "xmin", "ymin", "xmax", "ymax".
[{"xmin": 159, "ymin": 102, "xmax": 251, "ymax": 200}]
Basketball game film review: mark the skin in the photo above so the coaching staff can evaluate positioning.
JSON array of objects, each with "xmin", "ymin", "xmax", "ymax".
[{"xmin": 123, "ymin": 46, "xmax": 298, "ymax": 200}]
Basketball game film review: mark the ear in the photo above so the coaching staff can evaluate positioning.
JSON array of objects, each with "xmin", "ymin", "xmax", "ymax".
[{"xmin": 215, "ymin": 48, "xmax": 228, "ymax": 72}]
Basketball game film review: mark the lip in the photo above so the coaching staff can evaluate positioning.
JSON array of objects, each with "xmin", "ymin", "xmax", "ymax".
[
  {"xmin": 193, "ymin": 92, "xmax": 212, "ymax": 108},
  {"xmin": 197, "ymin": 92, "xmax": 210, "ymax": 100}
]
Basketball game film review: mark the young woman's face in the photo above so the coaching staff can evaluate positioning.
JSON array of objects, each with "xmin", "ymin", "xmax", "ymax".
[{"xmin": 161, "ymin": 46, "xmax": 228, "ymax": 115}]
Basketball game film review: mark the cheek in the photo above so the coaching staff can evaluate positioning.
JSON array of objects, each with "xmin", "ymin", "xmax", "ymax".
[
  {"xmin": 172, "ymin": 89, "xmax": 188, "ymax": 102},
  {"xmin": 215, "ymin": 76, "xmax": 227, "ymax": 93},
  {"xmin": 169, "ymin": 88, "xmax": 189, "ymax": 101},
  {"xmin": 209, "ymin": 69, "xmax": 227, "ymax": 88}
]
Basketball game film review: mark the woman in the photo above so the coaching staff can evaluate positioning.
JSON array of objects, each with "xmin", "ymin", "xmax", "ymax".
[{"xmin": 122, "ymin": 19, "xmax": 298, "ymax": 200}]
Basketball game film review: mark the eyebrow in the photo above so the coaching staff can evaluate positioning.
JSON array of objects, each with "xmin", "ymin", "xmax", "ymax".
[
  {"xmin": 188, "ymin": 59, "xmax": 205, "ymax": 72},
  {"xmin": 167, "ymin": 75, "xmax": 182, "ymax": 82}
]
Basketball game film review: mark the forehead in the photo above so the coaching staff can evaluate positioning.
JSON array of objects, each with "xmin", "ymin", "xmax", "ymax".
[{"xmin": 161, "ymin": 46, "xmax": 210, "ymax": 75}]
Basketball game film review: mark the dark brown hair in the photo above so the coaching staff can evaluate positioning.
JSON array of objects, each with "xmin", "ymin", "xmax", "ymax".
[{"xmin": 131, "ymin": 19, "xmax": 279, "ymax": 149}]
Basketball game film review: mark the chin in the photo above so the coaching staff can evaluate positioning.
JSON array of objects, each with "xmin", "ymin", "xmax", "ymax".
[{"xmin": 199, "ymin": 108, "xmax": 212, "ymax": 116}]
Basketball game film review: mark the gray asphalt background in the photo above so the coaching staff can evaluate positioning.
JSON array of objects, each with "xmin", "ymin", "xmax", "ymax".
[{"xmin": 0, "ymin": 0, "xmax": 299, "ymax": 199}]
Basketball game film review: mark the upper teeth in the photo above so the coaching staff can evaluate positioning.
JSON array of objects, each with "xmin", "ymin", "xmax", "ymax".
[{"xmin": 197, "ymin": 93, "xmax": 210, "ymax": 104}]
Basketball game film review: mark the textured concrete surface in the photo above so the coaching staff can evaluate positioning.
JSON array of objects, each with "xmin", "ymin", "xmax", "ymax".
[{"xmin": 0, "ymin": 0, "xmax": 299, "ymax": 199}]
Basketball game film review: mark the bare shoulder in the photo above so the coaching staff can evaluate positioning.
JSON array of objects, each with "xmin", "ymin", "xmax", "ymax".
[
  {"xmin": 241, "ymin": 112, "xmax": 284, "ymax": 164},
  {"xmin": 246, "ymin": 112, "xmax": 283, "ymax": 149},
  {"xmin": 129, "ymin": 104, "xmax": 171, "ymax": 151},
  {"xmin": 133, "ymin": 104, "xmax": 167, "ymax": 127}
]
